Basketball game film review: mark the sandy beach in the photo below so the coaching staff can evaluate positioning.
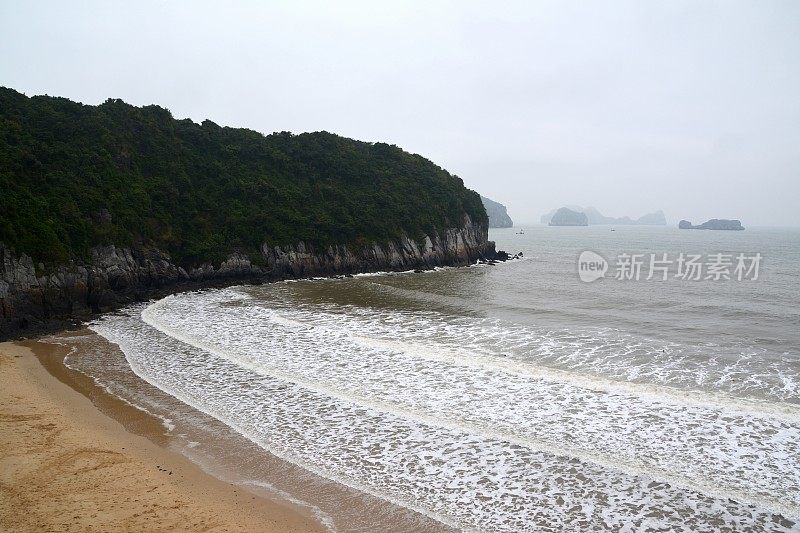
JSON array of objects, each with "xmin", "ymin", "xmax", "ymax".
[{"xmin": 0, "ymin": 339, "xmax": 322, "ymax": 532}]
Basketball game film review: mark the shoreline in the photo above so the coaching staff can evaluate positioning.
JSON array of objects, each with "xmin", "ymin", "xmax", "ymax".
[
  {"xmin": 1, "ymin": 217, "xmax": 500, "ymax": 342},
  {"xmin": 1, "ymin": 252, "xmax": 515, "ymax": 342},
  {"xmin": 0, "ymin": 338, "xmax": 324, "ymax": 532}
]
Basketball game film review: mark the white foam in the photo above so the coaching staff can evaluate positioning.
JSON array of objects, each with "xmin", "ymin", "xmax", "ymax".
[
  {"xmin": 52, "ymin": 335, "xmax": 178, "ymax": 432},
  {"xmin": 350, "ymin": 335, "xmax": 800, "ymax": 423},
  {"xmin": 138, "ymin": 299, "xmax": 800, "ymax": 520},
  {"xmin": 239, "ymin": 479, "xmax": 338, "ymax": 533},
  {"xmin": 87, "ymin": 286, "xmax": 799, "ymax": 531}
]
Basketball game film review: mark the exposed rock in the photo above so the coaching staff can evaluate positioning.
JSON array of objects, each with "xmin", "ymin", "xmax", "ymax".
[
  {"xmin": 480, "ymin": 196, "xmax": 514, "ymax": 228},
  {"xmin": 0, "ymin": 216, "xmax": 496, "ymax": 339},
  {"xmin": 548, "ymin": 208, "xmax": 588, "ymax": 227},
  {"xmin": 678, "ymin": 219, "xmax": 745, "ymax": 231}
]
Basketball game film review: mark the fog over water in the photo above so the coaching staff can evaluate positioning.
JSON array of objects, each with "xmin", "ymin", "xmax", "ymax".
[{"xmin": 1, "ymin": 1, "xmax": 799, "ymax": 225}]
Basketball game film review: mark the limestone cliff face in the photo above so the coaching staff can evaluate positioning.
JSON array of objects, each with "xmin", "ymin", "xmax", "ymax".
[
  {"xmin": 480, "ymin": 196, "xmax": 514, "ymax": 228},
  {"xmin": 0, "ymin": 216, "xmax": 494, "ymax": 339}
]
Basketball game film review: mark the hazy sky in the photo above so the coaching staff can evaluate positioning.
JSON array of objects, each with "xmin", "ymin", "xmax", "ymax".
[{"xmin": 2, "ymin": 1, "xmax": 799, "ymax": 226}]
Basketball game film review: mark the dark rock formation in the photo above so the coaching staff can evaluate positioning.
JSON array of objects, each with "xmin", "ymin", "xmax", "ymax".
[
  {"xmin": 548, "ymin": 207, "xmax": 588, "ymax": 227},
  {"xmin": 0, "ymin": 216, "xmax": 495, "ymax": 340},
  {"xmin": 541, "ymin": 206, "xmax": 666, "ymax": 225},
  {"xmin": 678, "ymin": 219, "xmax": 744, "ymax": 231},
  {"xmin": 477, "ymin": 250, "xmax": 522, "ymax": 265},
  {"xmin": 480, "ymin": 196, "xmax": 514, "ymax": 228}
]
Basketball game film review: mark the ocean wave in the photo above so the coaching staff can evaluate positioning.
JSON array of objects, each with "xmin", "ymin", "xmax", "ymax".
[{"xmin": 114, "ymin": 290, "xmax": 800, "ymax": 529}]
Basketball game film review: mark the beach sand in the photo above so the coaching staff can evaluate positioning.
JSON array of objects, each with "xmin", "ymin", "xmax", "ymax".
[{"xmin": 0, "ymin": 340, "xmax": 323, "ymax": 532}]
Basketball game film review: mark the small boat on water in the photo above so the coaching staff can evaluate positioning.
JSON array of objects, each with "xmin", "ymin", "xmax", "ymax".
[{"xmin": 516, "ymin": 229, "xmax": 525, "ymax": 234}]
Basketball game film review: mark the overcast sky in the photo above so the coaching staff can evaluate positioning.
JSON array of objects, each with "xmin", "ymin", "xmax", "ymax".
[{"xmin": 2, "ymin": 1, "xmax": 799, "ymax": 226}]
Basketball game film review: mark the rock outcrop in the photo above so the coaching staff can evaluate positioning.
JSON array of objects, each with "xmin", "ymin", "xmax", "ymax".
[
  {"xmin": 0, "ymin": 216, "xmax": 495, "ymax": 339},
  {"xmin": 480, "ymin": 196, "xmax": 514, "ymax": 228},
  {"xmin": 548, "ymin": 207, "xmax": 588, "ymax": 227},
  {"xmin": 678, "ymin": 219, "xmax": 744, "ymax": 231}
]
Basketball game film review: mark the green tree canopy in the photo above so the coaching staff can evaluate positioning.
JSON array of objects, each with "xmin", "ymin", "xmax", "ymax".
[{"xmin": 0, "ymin": 88, "xmax": 487, "ymax": 267}]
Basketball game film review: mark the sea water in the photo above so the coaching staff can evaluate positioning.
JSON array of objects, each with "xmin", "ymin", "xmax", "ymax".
[{"xmin": 72, "ymin": 225, "xmax": 799, "ymax": 531}]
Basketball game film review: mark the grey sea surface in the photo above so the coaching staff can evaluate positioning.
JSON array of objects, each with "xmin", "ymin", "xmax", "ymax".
[{"xmin": 59, "ymin": 225, "xmax": 800, "ymax": 531}]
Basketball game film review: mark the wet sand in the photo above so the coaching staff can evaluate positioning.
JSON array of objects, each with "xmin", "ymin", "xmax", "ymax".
[{"xmin": 0, "ymin": 339, "xmax": 323, "ymax": 532}]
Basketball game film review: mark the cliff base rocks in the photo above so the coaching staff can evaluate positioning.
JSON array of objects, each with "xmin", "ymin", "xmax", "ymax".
[{"xmin": 1, "ymin": 218, "xmax": 495, "ymax": 340}]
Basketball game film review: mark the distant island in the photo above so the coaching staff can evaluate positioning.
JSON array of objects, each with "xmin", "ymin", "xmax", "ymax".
[
  {"xmin": 678, "ymin": 219, "xmax": 744, "ymax": 231},
  {"xmin": 480, "ymin": 196, "xmax": 513, "ymax": 228},
  {"xmin": 548, "ymin": 207, "xmax": 588, "ymax": 226},
  {"xmin": 541, "ymin": 206, "xmax": 666, "ymax": 226}
]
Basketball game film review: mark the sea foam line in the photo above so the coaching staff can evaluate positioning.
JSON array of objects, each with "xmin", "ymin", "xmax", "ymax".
[
  {"xmin": 92, "ymin": 317, "xmax": 466, "ymax": 532},
  {"xmin": 46, "ymin": 336, "xmax": 178, "ymax": 432},
  {"xmin": 250, "ymin": 302, "xmax": 800, "ymax": 423},
  {"xmin": 350, "ymin": 335, "xmax": 800, "ymax": 424},
  {"xmin": 136, "ymin": 298, "xmax": 800, "ymax": 521},
  {"xmin": 238, "ymin": 480, "xmax": 338, "ymax": 533}
]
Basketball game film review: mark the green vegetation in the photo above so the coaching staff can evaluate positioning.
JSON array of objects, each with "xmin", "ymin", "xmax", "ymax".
[{"xmin": 0, "ymin": 87, "xmax": 486, "ymax": 267}]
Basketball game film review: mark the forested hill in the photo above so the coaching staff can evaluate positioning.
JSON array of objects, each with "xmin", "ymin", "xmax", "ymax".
[{"xmin": 0, "ymin": 87, "xmax": 487, "ymax": 267}]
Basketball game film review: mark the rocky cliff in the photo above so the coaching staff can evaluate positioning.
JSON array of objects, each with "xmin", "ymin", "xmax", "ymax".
[
  {"xmin": 0, "ymin": 88, "xmax": 488, "ymax": 268},
  {"xmin": 0, "ymin": 87, "xmax": 497, "ymax": 339},
  {"xmin": 480, "ymin": 196, "xmax": 514, "ymax": 228},
  {"xmin": 0, "ymin": 216, "xmax": 495, "ymax": 339}
]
